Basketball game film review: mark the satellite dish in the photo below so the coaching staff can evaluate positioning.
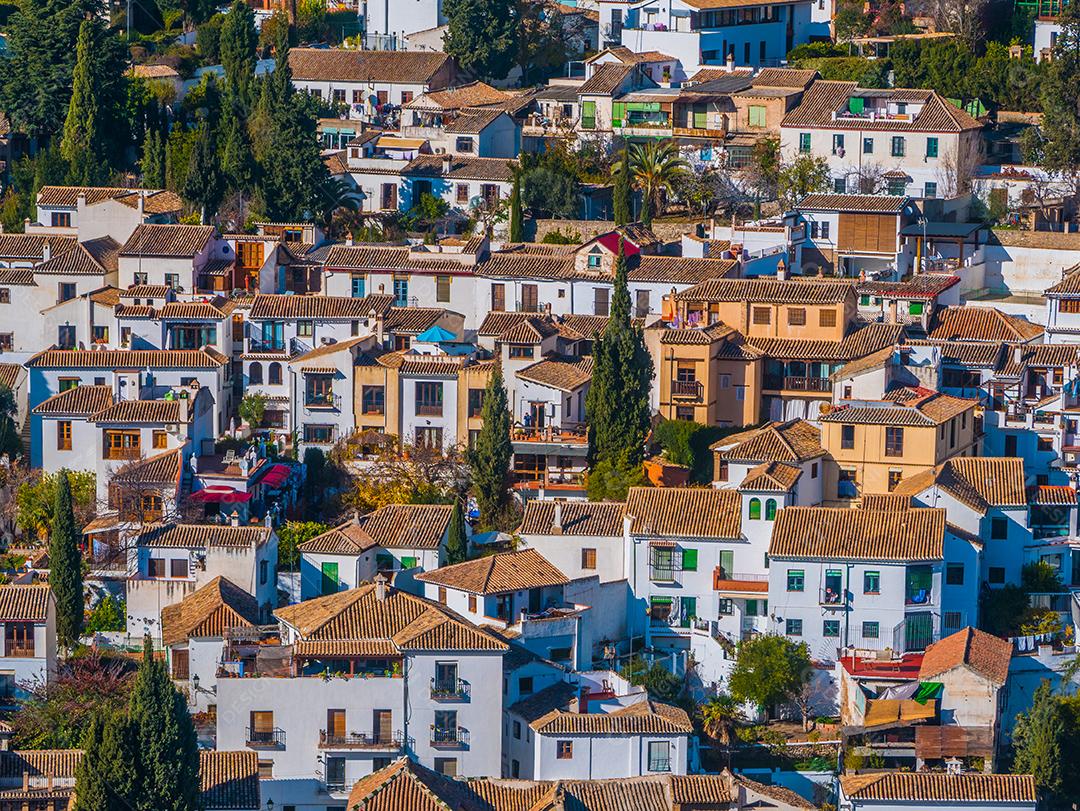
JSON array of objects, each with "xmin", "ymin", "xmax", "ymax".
[{"xmin": 469, "ymin": 195, "xmax": 485, "ymax": 209}]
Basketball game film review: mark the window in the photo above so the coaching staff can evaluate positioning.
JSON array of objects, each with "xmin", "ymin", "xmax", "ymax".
[
  {"xmin": 268, "ymin": 362, "xmax": 282, "ymax": 385},
  {"xmin": 436, "ymin": 275, "xmax": 451, "ymax": 303},
  {"xmin": 260, "ymin": 559, "xmax": 269, "ymax": 586},
  {"xmin": 926, "ymin": 137, "xmax": 939, "ymax": 158},
  {"xmin": 989, "ymin": 566, "xmax": 1006, "ymax": 584},
  {"xmin": 0, "ymin": 333, "xmax": 11, "ymax": 351},
  {"xmin": 647, "ymin": 741, "xmax": 670, "ymax": 772},
  {"xmin": 749, "ymin": 497, "xmax": 761, "ymax": 520},
  {"xmin": 888, "ymin": 469, "xmax": 902, "ymax": 492},
  {"xmin": 104, "ymin": 429, "xmax": 140, "ymax": 460},
  {"xmin": 415, "ymin": 382, "xmax": 443, "ymax": 416},
  {"xmin": 841, "ymin": 424, "xmax": 855, "ymax": 450},
  {"xmin": 456, "ymin": 183, "xmax": 470, "ymax": 204},
  {"xmin": 468, "ymin": 594, "xmax": 477, "ymax": 613},
  {"xmin": 787, "ymin": 308, "xmax": 806, "ymax": 326},
  {"xmin": 681, "ymin": 548, "xmax": 698, "ymax": 571},
  {"xmin": 820, "ymin": 221, "xmax": 830, "ymax": 240},
  {"xmin": 467, "ymin": 388, "xmax": 484, "ymax": 418},
  {"xmin": 675, "ymin": 406, "xmax": 695, "ymax": 421},
  {"xmin": 325, "ymin": 756, "xmax": 345, "ymax": 789},
  {"xmin": 765, "ymin": 499, "xmax": 777, "ymax": 520},
  {"xmin": 752, "ymin": 306, "xmax": 771, "ymax": 325},
  {"xmin": 863, "ymin": 137, "xmax": 874, "ymax": 154},
  {"xmin": 786, "ymin": 618, "xmax": 803, "ymax": 636},
  {"xmin": 891, "ymin": 136, "xmax": 906, "ymax": 157},
  {"xmin": 249, "ymin": 363, "xmax": 263, "ymax": 384},
  {"xmin": 508, "ymin": 345, "xmax": 534, "ymax": 359},
  {"xmin": 594, "ymin": 287, "xmax": 610, "ymax": 317},
  {"xmin": 304, "ymin": 424, "xmax": 335, "ymax": 444},
  {"xmin": 823, "ymin": 620, "xmax": 840, "ymax": 637},
  {"xmin": 888, "ymin": 178, "xmax": 906, "ymax": 196},
  {"xmin": 811, "ymin": 462, "xmax": 818, "ymax": 478},
  {"xmin": 362, "ymin": 386, "xmax": 385, "ymax": 415},
  {"xmin": 296, "ymin": 320, "xmax": 314, "ymax": 338},
  {"xmin": 799, "ymin": 133, "xmax": 811, "ymax": 153},
  {"xmin": 51, "ymin": 212, "xmax": 71, "ymax": 228},
  {"xmin": 991, "ymin": 517, "xmax": 1008, "ymax": 540},
  {"xmin": 172, "ymin": 648, "xmax": 190, "ymax": 680},
  {"xmin": 351, "ymin": 275, "xmax": 366, "ymax": 298},
  {"xmin": 787, "ymin": 569, "xmax": 804, "ymax": 592},
  {"xmin": 171, "ymin": 558, "xmax": 188, "ymax": 578},
  {"xmin": 819, "ymin": 309, "xmax": 836, "ymax": 327},
  {"xmin": 519, "ymin": 676, "xmax": 534, "ymax": 695},
  {"xmin": 1038, "ymin": 436, "xmax": 1054, "ymax": 452},
  {"xmin": 748, "ymin": 105, "xmax": 766, "ymax": 127},
  {"xmin": 946, "ymin": 563, "xmax": 964, "ymax": 585},
  {"xmin": 718, "ymin": 598, "xmax": 734, "ymax": 615},
  {"xmin": 862, "ymin": 621, "xmax": 879, "ymax": 639},
  {"xmin": 455, "ymin": 137, "xmax": 474, "ymax": 153},
  {"xmin": 885, "ymin": 427, "xmax": 904, "ymax": 456},
  {"xmin": 393, "ymin": 277, "xmax": 409, "ymax": 307},
  {"xmin": 556, "ymin": 740, "xmax": 573, "ymax": 759},
  {"xmin": 864, "ymin": 570, "xmax": 880, "ymax": 593},
  {"xmin": 581, "ymin": 100, "xmax": 596, "ymax": 129},
  {"xmin": 92, "ymin": 326, "xmax": 108, "ymax": 344},
  {"xmin": 57, "ymin": 421, "xmax": 72, "ymax": 451},
  {"xmin": 581, "ymin": 548, "xmax": 597, "ymax": 570},
  {"xmin": 164, "ymin": 273, "xmax": 180, "ymax": 290},
  {"xmin": 148, "ymin": 558, "xmax": 165, "ymax": 577},
  {"xmin": 924, "ymin": 181, "xmax": 937, "ymax": 199},
  {"xmin": 832, "ymin": 134, "xmax": 845, "ymax": 154},
  {"xmin": 415, "ymin": 427, "xmax": 443, "ymax": 449},
  {"xmin": 59, "ymin": 378, "xmax": 80, "ymax": 393},
  {"xmin": 58, "ymin": 282, "xmax": 76, "ymax": 303},
  {"xmin": 153, "ymin": 430, "xmax": 168, "ymax": 449}
]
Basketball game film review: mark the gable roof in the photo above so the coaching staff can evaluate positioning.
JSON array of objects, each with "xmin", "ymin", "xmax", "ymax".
[
  {"xmin": 796, "ymin": 193, "xmax": 910, "ymax": 213},
  {"xmin": 109, "ymin": 448, "xmax": 183, "ymax": 487},
  {"xmin": 416, "ymin": 548, "xmax": 570, "ymax": 595},
  {"xmin": 770, "ymin": 506, "xmax": 945, "ymax": 560},
  {"xmin": 713, "ymin": 419, "xmax": 824, "ymax": 462},
  {"xmin": 26, "ymin": 349, "xmax": 227, "ymax": 369},
  {"xmin": 839, "ymin": 772, "xmax": 1035, "ymax": 803},
  {"xmin": 820, "ymin": 389, "xmax": 974, "ymax": 427},
  {"xmin": 512, "ymin": 684, "xmax": 694, "ymax": 736},
  {"xmin": 895, "ymin": 457, "xmax": 1027, "ymax": 513},
  {"xmin": 199, "ymin": 751, "xmax": 260, "ymax": 810},
  {"xmin": 782, "ymin": 80, "xmax": 982, "ymax": 132},
  {"xmin": 135, "ymin": 523, "xmax": 272, "ymax": 549},
  {"xmin": 36, "ymin": 186, "xmax": 182, "ymax": 214},
  {"xmin": 119, "ymin": 224, "xmax": 215, "ymax": 258},
  {"xmin": 518, "ymin": 501, "xmax": 626, "ymax": 536},
  {"xmin": 33, "ymin": 237, "xmax": 121, "ymax": 275},
  {"xmin": 161, "ymin": 576, "xmax": 260, "ymax": 646},
  {"xmin": 625, "ymin": 487, "xmax": 742, "ymax": 538},
  {"xmin": 249, "ymin": 292, "xmax": 394, "ymax": 320},
  {"xmin": 289, "ymin": 48, "xmax": 453, "ymax": 85},
  {"xmin": 516, "ymin": 356, "xmax": 594, "ymax": 391},
  {"xmin": 919, "ymin": 626, "xmax": 1013, "ymax": 685},
  {"xmin": 740, "ymin": 461, "xmax": 802, "ymax": 492},
  {"xmin": 579, "ymin": 63, "xmax": 636, "ymax": 95},
  {"xmin": 32, "ymin": 385, "xmax": 115, "ymax": 417},
  {"xmin": 0, "ymin": 234, "xmax": 77, "ymax": 262},
  {"xmin": 92, "ymin": 399, "xmax": 187, "ymax": 424},
  {"xmin": 0, "ymin": 584, "xmax": 52, "ymax": 622},
  {"xmin": 675, "ymin": 276, "xmax": 855, "ymax": 304},
  {"xmin": 356, "ymin": 504, "xmax": 454, "ymax": 550},
  {"xmin": 408, "ymin": 81, "xmax": 512, "ymax": 111},
  {"xmin": 928, "ymin": 306, "xmax": 1043, "ymax": 342},
  {"xmin": 403, "ymin": 155, "xmax": 516, "ymax": 183},
  {"xmin": 297, "ymin": 520, "xmax": 378, "ymax": 555}
]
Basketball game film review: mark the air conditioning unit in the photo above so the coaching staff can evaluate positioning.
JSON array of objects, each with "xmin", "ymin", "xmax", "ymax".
[
  {"xmin": 321, "ymin": 337, "xmax": 335, "ymax": 345},
  {"xmin": 166, "ymin": 423, "xmax": 180, "ymax": 433}
]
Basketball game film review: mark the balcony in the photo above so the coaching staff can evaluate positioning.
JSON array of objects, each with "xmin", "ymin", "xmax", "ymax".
[
  {"xmin": 104, "ymin": 448, "xmax": 141, "ymax": 461},
  {"xmin": 247, "ymin": 337, "xmax": 286, "ymax": 354},
  {"xmin": 649, "ymin": 565, "xmax": 676, "ymax": 583},
  {"xmin": 779, "ymin": 376, "xmax": 831, "ymax": 392},
  {"xmin": 904, "ymin": 589, "xmax": 933, "ymax": 606},
  {"xmin": 673, "ymin": 126, "xmax": 727, "ymax": 139},
  {"xmin": 416, "ymin": 403, "xmax": 443, "ymax": 417},
  {"xmin": 430, "ymin": 726, "xmax": 469, "ymax": 748},
  {"xmin": 511, "ymin": 470, "xmax": 587, "ymax": 491},
  {"xmin": 430, "ymin": 678, "xmax": 471, "ymax": 701},
  {"xmin": 318, "ymin": 730, "xmax": 403, "ymax": 750},
  {"xmin": 648, "ymin": 756, "xmax": 672, "ymax": 773},
  {"xmin": 820, "ymin": 587, "xmax": 845, "ymax": 607},
  {"xmin": 511, "ymin": 425, "xmax": 588, "ymax": 446},
  {"xmin": 4, "ymin": 644, "xmax": 36, "ymax": 658},
  {"xmin": 671, "ymin": 379, "xmax": 704, "ymax": 400},
  {"xmin": 304, "ymin": 392, "xmax": 342, "ymax": 410},
  {"xmin": 245, "ymin": 727, "xmax": 286, "ymax": 749}
]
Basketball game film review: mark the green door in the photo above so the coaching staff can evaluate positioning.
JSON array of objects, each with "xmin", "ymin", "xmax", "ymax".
[
  {"xmin": 680, "ymin": 596, "xmax": 697, "ymax": 628},
  {"xmin": 321, "ymin": 561, "xmax": 339, "ymax": 595}
]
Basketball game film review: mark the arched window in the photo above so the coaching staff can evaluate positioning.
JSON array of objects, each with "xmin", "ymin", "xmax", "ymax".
[
  {"xmin": 748, "ymin": 498, "xmax": 761, "ymax": 521},
  {"xmin": 765, "ymin": 499, "xmax": 777, "ymax": 521},
  {"xmin": 249, "ymin": 362, "xmax": 263, "ymax": 385},
  {"xmin": 268, "ymin": 362, "xmax": 282, "ymax": 385}
]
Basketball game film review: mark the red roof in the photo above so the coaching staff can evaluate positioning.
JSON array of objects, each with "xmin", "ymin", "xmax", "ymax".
[
  {"xmin": 260, "ymin": 464, "xmax": 291, "ymax": 489},
  {"xmin": 597, "ymin": 232, "xmax": 642, "ymax": 257},
  {"xmin": 190, "ymin": 486, "xmax": 252, "ymax": 504},
  {"xmin": 841, "ymin": 652, "xmax": 925, "ymax": 679}
]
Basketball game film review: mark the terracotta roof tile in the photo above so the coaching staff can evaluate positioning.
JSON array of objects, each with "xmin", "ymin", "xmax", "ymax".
[
  {"xmin": 36, "ymin": 186, "xmax": 182, "ymax": 214},
  {"xmin": 249, "ymin": 293, "xmax": 394, "ymax": 320},
  {"xmin": 34, "ymin": 237, "xmax": 121, "ymax": 275},
  {"xmin": 357, "ymin": 504, "xmax": 453, "ymax": 549},
  {"xmin": 840, "ymin": 772, "xmax": 1035, "ymax": 802},
  {"xmin": 820, "ymin": 390, "xmax": 974, "ymax": 426},
  {"xmin": 92, "ymin": 399, "xmax": 186, "ymax": 424},
  {"xmin": 713, "ymin": 419, "xmax": 824, "ymax": 462},
  {"xmin": 740, "ymin": 461, "xmax": 802, "ymax": 492},
  {"xmin": 161, "ymin": 576, "xmax": 260, "ymax": 646},
  {"xmin": 579, "ymin": 63, "xmax": 635, "ymax": 95},
  {"xmin": 906, "ymin": 457, "xmax": 1028, "ymax": 512},
  {"xmin": 0, "ymin": 750, "xmax": 81, "ymax": 780},
  {"xmin": 444, "ymin": 108, "xmax": 506, "ymax": 134},
  {"xmin": 404, "ymin": 155, "xmax": 516, "ymax": 183},
  {"xmin": 518, "ymin": 501, "xmax": 626, "ymax": 536},
  {"xmin": 383, "ymin": 307, "xmax": 448, "ymax": 334},
  {"xmin": 26, "ymin": 349, "xmax": 226, "ymax": 369},
  {"xmin": 861, "ymin": 493, "xmax": 913, "ymax": 511},
  {"xmin": 626, "ymin": 487, "xmax": 742, "ymax": 538},
  {"xmin": 675, "ymin": 277, "xmax": 855, "ymax": 304},
  {"xmin": 109, "ymin": 448, "xmax": 183, "ymax": 486},
  {"xmin": 0, "ymin": 268, "xmax": 36, "ymax": 285},
  {"xmin": 297, "ymin": 520, "xmax": 378, "ymax": 555},
  {"xmin": 410, "ymin": 81, "xmax": 512, "ymax": 111},
  {"xmin": 782, "ymin": 81, "xmax": 982, "ymax": 132},
  {"xmin": 919, "ymin": 626, "xmax": 1012, "ymax": 685},
  {"xmin": 199, "ymin": 751, "xmax": 260, "ymax": 810},
  {"xmin": 135, "ymin": 523, "xmax": 272, "ymax": 549},
  {"xmin": 530, "ymin": 697, "xmax": 693, "ymax": 736},
  {"xmin": 0, "ymin": 235, "xmax": 76, "ymax": 261},
  {"xmin": 796, "ymin": 193, "xmax": 910, "ymax": 213},
  {"xmin": 159, "ymin": 301, "xmax": 231, "ymax": 320},
  {"xmin": 119, "ymin": 224, "xmax": 215, "ymax": 257},
  {"xmin": 0, "ymin": 364, "xmax": 22, "ymax": 392},
  {"xmin": 770, "ymin": 506, "xmax": 945, "ymax": 560},
  {"xmin": 32, "ymin": 385, "xmax": 114, "ymax": 416},
  {"xmin": 517, "ymin": 356, "xmax": 593, "ymax": 391},
  {"xmin": 289, "ymin": 48, "xmax": 453, "ymax": 84},
  {"xmin": 0, "ymin": 584, "xmax": 52, "ymax": 622},
  {"xmin": 751, "ymin": 67, "xmax": 817, "ymax": 88},
  {"xmin": 928, "ymin": 306, "xmax": 1043, "ymax": 342},
  {"xmin": 416, "ymin": 549, "xmax": 569, "ymax": 594}
]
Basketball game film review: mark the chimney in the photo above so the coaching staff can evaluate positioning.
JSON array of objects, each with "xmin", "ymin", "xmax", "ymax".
[
  {"xmin": 230, "ymin": 510, "xmax": 240, "ymax": 527},
  {"xmin": 345, "ymin": 235, "xmax": 354, "ymax": 247},
  {"xmin": 137, "ymin": 191, "xmax": 145, "ymax": 219},
  {"xmin": 264, "ymin": 511, "xmax": 273, "ymax": 528},
  {"xmin": 42, "ymin": 240, "xmax": 51, "ymax": 263},
  {"xmin": 552, "ymin": 501, "xmax": 563, "ymax": 534},
  {"xmin": 726, "ymin": 51, "xmax": 735, "ymax": 72},
  {"xmin": 22, "ymin": 771, "xmax": 29, "ymax": 792},
  {"xmin": 374, "ymin": 573, "xmax": 388, "ymax": 601},
  {"xmin": 442, "ymin": 154, "xmax": 453, "ymax": 174},
  {"xmin": 776, "ymin": 259, "xmax": 787, "ymax": 281},
  {"xmin": 1013, "ymin": 346, "xmax": 1023, "ymax": 365}
]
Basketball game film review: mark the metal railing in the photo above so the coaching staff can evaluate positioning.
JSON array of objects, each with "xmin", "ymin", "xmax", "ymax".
[
  {"xmin": 416, "ymin": 403, "xmax": 443, "ymax": 417},
  {"xmin": 671, "ymin": 379, "xmax": 704, "ymax": 399},
  {"xmin": 649, "ymin": 565, "xmax": 676, "ymax": 583},
  {"xmin": 245, "ymin": 727, "xmax": 286, "ymax": 748},
  {"xmin": 318, "ymin": 729, "xmax": 403, "ymax": 749},
  {"xmin": 430, "ymin": 678, "xmax": 471, "ymax": 701},
  {"xmin": 304, "ymin": 392, "xmax": 342, "ymax": 410},
  {"xmin": 819, "ymin": 588, "xmax": 845, "ymax": 607},
  {"xmin": 430, "ymin": 726, "xmax": 469, "ymax": 747},
  {"xmin": 648, "ymin": 756, "xmax": 671, "ymax": 772},
  {"xmin": 4, "ymin": 644, "xmax": 36, "ymax": 658},
  {"xmin": 248, "ymin": 337, "xmax": 285, "ymax": 353}
]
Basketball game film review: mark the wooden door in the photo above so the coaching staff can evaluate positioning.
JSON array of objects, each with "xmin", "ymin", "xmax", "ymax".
[
  {"xmin": 374, "ymin": 709, "xmax": 392, "ymax": 743},
  {"xmin": 521, "ymin": 284, "xmax": 538, "ymax": 312},
  {"xmin": 327, "ymin": 709, "xmax": 346, "ymax": 739},
  {"xmin": 491, "ymin": 284, "xmax": 505, "ymax": 311}
]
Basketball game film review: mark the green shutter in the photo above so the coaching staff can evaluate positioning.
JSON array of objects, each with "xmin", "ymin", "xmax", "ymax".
[
  {"xmin": 682, "ymin": 549, "xmax": 699, "ymax": 571},
  {"xmin": 650, "ymin": 596, "xmax": 673, "ymax": 605},
  {"xmin": 581, "ymin": 101, "xmax": 596, "ymax": 130},
  {"xmin": 693, "ymin": 109, "xmax": 707, "ymax": 128},
  {"xmin": 848, "ymin": 97, "xmax": 864, "ymax": 114},
  {"xmin": 680, "ymin": 597, "xmax": 696, "ymax": 627},
  {"xmin": 719, "ymin": 550, "xmax": 733, "ymax": 579},
  {"xmin": 612, "ymin": 102, "xmax": 624, "ymax": 128},
  {"xmin": 321, "ymin": 561, "xmax": 339, "ymax": 595},
  {"xmin": 401, "ymin": 556, "xmax": 417, "ymax": 569},
  {"xmin": 746, "ymin": 599, "xmax": 758, "ymax": 616},
  {"xmin": 909, "ymin": 301, "xmax": 924, "ymax": 315}
]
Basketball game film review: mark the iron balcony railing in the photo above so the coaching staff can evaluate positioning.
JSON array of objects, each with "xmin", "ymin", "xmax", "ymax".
[
  {"xmin": 430, "ymin": 677, "xmax": 471, "ymax": 701},
  {"xmin": 245, "ymin": 727, "xmax": 286, "ymax": 748},
  {"xmin": 430, "ymin": 725, "xmax": 469, "ymax": 747}
]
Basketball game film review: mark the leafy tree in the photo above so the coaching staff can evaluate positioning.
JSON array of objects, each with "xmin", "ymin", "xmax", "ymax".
[
  {"xmin": 141, "ymin": 129, "xmax": 167, "ymax": 189},
  {"xmin": 443, "ymin": 0, "xmax": 518, "ymax": 81},
  {"xmin": 585, "ymin": 457, "xmax": 645, "ymax": 501},
  {"xmin": 276, "ymin": 520, "xmax": 330, "ymax": 571},
  {"xmin": 516, "ymin": 0, "xmax": 567, "ymax": 84},
  {"xmin": 303, "ymin": 446, "xmax": 329, "ymax": 509},
  {"xmin": 777, "ymin": 154, "xmax": 830, "ymax": 211},
  {"xmin": 612, "ymin": 148, "xmax": 632, "ymax": 225},
  {"xmin": 182, "ymin": 123, "xmax": 224, "ymax": 223},
  {"xmin": 1023, "ymin": 560, "xmax": 1066, "ymax": 592},
  {"xmin": 16, "ymin": 469, "xmax": 96, "ymax": 538},
  {"xmin": 220, "ymin": 0, "xmax": 258, "ymax": 104},
  {"xmin": 1041, "ymin": 1, "xmax": 1080, "ymax": 172},
  {"xmin": 585, "ymin": 244, "xmax": 653, "ymax": 481},
  {"xmin": 447, "ymin": 498, "xmax": 468, "ymax": 564},
  {"xmin": 520, "ymin": 156, "xmax": 579, "ymax": 218},
  {"xmin": 620, "ymin": 657, "xmax": 682, "ymax": 702},
  {"xmin": 0, "ymin": 384, "xmax": 22, "ymax": 459},
  {"xmin": 128, "ymin": 637, "xmax": 201, "ymax": 811},
  {"xmin": 833, "ymin": 0, "xmax": 872, "ymax": 45},
  {"xmin": 1013, "ymin": 680, "xmax": 1065, "ymax": 801},
  {"xmin": 701, "ymin": 694, "xmax": 743, "ymax": 745},
  {"xmin": 624, "ymin": 140, "xmax": 688, "ymax": 226},
  {"xmin": 165, "ymin": 127, "xmax": 197, "ymax": 194},
  {"xmin": 49, "ymin": 470, "xmax": 84, "ymax": 650},
  {"xmin": 239, "ymin": 392, "xmax": 267, "ymax": 428},
  {"xmin": 74, "ymin": 711, "xmax": 138, "ymax": 811},
  {"xmin": 196, "ymin": 14, "xmax": 225, "ymax": 65},
  {"xmin": 508, "ymin": 173, "xmax": 524, "ymax": 242},
  {"xmin": 469, "ymin": 363, "xmax": 513, "ymax": 529},
  {"xmin": 742, "ymin": 137, "xmax": 781, "ymax": 204},
  {"xmin": 61, "ymin": 20, "xmax": 106, "ymax": 186},
  {"xmin": 86, "ymin": 594, "xmax": 126, "ymax": 634},
  {"xmin": 728, "ymin": 634, "xmax": 813, "ymax": 719},
  {"xmin": 346, "ymin": 441, "xmax": 468, "ymax": 512}
]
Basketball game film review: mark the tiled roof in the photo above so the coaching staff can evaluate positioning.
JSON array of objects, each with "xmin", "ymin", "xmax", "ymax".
[
  {"xmin": 840, "ymin": 773, "xmax": 1035, "ymax": 802},
  {"xmin": 0, "ymin": 234, "xmax": 77, "ymax": 261},
  {"xmin": 831, "ymin": 345, "xmax": 895, "ymax": 381},
  {"xmin": 518, "ymin": 501, "xmax": 626, "ymax": 536},
  {"xmin": 121, "ymin": 284, "xmax": 171, "ymax": 298},
  {"xmin": 0, "ymin": 363, "xmax": 22, "ymax": 392},
  {"xmin": 397, "ymin": 357, "xmax": 469, "ymax": 377},
  {"xmin": 290, "ymin": 336, "xmax": 369, "ymax": 365},
  {"xmin": 119, "ymin": 224, "xmax": 215, "ymax": 257},
  {"xmin": 688, "ymin": 66, "xmax": 754, "ymax": 83},
  {"xmin": 92, "ymin": 399, "xmax": 186, "ymax": 424},
  {"xmin": 1029, "ymin": 484, "xmax": 1077, "ymax": 505},
  {"xmin": 820, "ymin": 389, "xmax": 974, "ymax": 427},
  {"xmin": 110, "ymin": 448, "xmax": 183, "ymax": 486},
  {"xmin": 26, "ymin": 349, "xmax": 226, "ymax": 369},
  {"xmin": 500, "ymin": 316, "xmax": 560, "ymax": 343},
  {"xmin": 411, "ymin": 81, "xmax": 511, "ymax": 110},
  {"xmin": 770, "ymin": 506, "xmax": 945, "ymax": 560},
  {"xmin": 919, "ymin": 626, "xmax": 1012, "ymax": 685},
  {"xmin": 0, "ymin": 584, "xmax": 51, "ymax": 622},
  {"xmin": 32, "ymin": 385, "xmax": 114, "ymax": 416},
  {"xmin": 444, "ymin": 108, "xmax": 505, "ymax": 134},
  {"xmin": 898, "ymin": 457, "xmax": 1028, "ymax": 513},
  {"xmin": 998, "ymin": 342, "xmax": 1080, "ymax": 376},
  {"xmin": 861, "ymin": 493, "xmax": 913, "ymax": 511},
  {"xmin": 713, "ymin": 419, "xmax": 824, "ymax": 462},
  {"xmin": 416, "ymin": 548, "xmax": 569, "ymax": 594},
  {"xmin": 199, "ymin": 751, "xmax": 260, "ymax": 810},
  {"xmin": 88, "ymin": 287, "xmax": 122, "ymax": 306},
  {"xmin": 34, "ymin": 236, "xmax": 120, "ymax": 275},
  {"xmin": 579, "ymin": 63, "xmax": 635, "ymax": 95},
  {"xmin": 249, "ymin": 293, "xmax": 394, "ymax": 320},
  {"xmin": 751, "ymin": 67, "xmax": 817, "ymax": 88},
  {"xmin": 0, "ymin": 750, "xmax": 81, "ymax": 780},
  {"xmin": 135, "ymin": 523, "xmax": 272, "ymax": 549},
  {"xmin": 356, "ymin": 504, "xmax": 454, "ymax": 550},
  {"xmin": 675, "ymin": 277, "xmax": 855, "ymax": 304},
  {"xmin": 346, "ymin": 758, "xmax": 477, "ymax": 811},
  {"xmin": 858, "ymin": 273, "xmax": 960, "ymax": 299},
  {"xmin": 907, "ymin": 339, "xmax": 1007, "ymax": 368},
  {"xmin": 273, "ymin": 583, "xmax": 509, "ymax": 652},
  {"xmin": 403, "ymin": 155, "xmax": 516, "ymax": 182},
  {"xmin": 530, "ymin": 697, "xmax": 693, "ymax": 736},
  {"xmin": 516, "ymin": 356, "xmax": 594, "ymax": 391},
  {"xmin": 625, "ymin": 487, "xmax": 742, "ymax": 538},
  {"xmin": 653, "ymin": 322, "xmax": 736, "ymax": 344},
  {"xmin": 289, "ymin": 48, "xmax": 453, "ymax": 84},
  {"xmin": 740, "ymin": 461, "xmax": 802, "ymax": 492},
  {"xmin": 158, "ymin": 301, "xmax": 232, "ymax": 320},
  {"xmin": 36, "ymin": 186, "xmax": 182, "ymax": 214},
  {"xmin": 297, "ymin": 520, "xmax": 378, "ymax": 555},
  {"xmin": 383, "ymin": 307, "xmax": 447, "ymax": 334},
  {"xmin": 782, "ymin": 81, "xmax": 982, "ymax": 132},
  {"xmin": 0, "ymin": 268, "xmax": 36, "ymax": 285},
  {"xmin": 629, "ymin": 255, "xmax": 737, "ymax": 284},
  {"xmin": 1045, "ymin": 264, "xmax": 1080, "ymax": 296},
  {"xmin": 796, "ymin": 193, "xmax": 909, "ymax": 213},
  {"xmin": 161, "ymin": 576, "xmax": 260, "ymax": 646},
  {"xmin": 928, "ymin": 306, "xmax": 1043, "ymax": 342}
]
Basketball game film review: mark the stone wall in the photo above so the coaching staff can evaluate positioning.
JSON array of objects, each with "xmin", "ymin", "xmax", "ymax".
[{"xmin": 529, "ymin": 218, "xmax": 698, "ymax": 244}]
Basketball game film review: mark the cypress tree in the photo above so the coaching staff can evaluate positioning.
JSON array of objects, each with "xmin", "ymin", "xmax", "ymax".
[
  {"xmin": 49, "ymin": 471, "xmax": 84, "ymax": 650},
  {"xmin": 219, "ymin": 0, "xmax": 258, "ymax": 107},
  {"xmin": 222, "ymin": 95, "xmax": 256, "ymax": 193},
  {"xmin": 508, "ymin": 173, "xmax": 524, "ymax": 242},
  {"xmin": 1012, "ymin": 680, "xmax": 1065, "ymax": 801},
  {"xmin": 141, "ymin": 129, "xmax": 166, "ymax": 189},
  {"xmin": 60, "ymin": 20, "xmax": 105, "ymax": 185},
  {"xmin": 446, "ymin": 498, "xmax": 468, "ymax": 564},
  {"xmin": 182, "ymin": 124, "xmax": 224, "ymax": 224},
  {"xmin": 585, "ymin": 242, "xmax": 654, "ymax": 474},
  {"xmin": 613, "ymin": 149, "xmax": 632, "ymax": 226},
  {"xmin": 129, "ymin": 637, "xmax": 201, "ymax": 811},
  {"xmin": 74, "ymin": 712, "xmax": 138, "ymax": 811},
  {"xmin": 469, "ymin": 362, "xmax": 512, "ymax": 529}
]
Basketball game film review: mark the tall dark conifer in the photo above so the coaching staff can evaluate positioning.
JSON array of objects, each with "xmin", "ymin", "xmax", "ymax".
[
  {"xmin": 61, "ymin": 20, "xmax": 105, "ymax": 185},
  {"xmin": 469, "ymin": 362, "xmax": 512, "ymax": 529},
  {"xmin": 49, "ymin": 471, "xmax": 84, "ymax": 649},
  {"xmin": 446, "ymin": 498, "xmax": 468, "ymax": 563},
  {"xmin": 219, "ymin": 0, "xmax": 258, "ymax": 107},
  {"xmin": 613, "ymin": 149, "xmax": 632, "ymax": 226}
]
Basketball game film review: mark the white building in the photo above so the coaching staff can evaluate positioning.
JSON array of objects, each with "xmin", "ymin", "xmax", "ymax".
[
  {"xmin": 32, "ymin": 185, "xmax": 182, "ymax": 239},
  {"xmin": 517, "ymin": 501, "xmax": 627, "ymax": 583},
  {"xmin": 0, "ymin": 584, "xmax": 56, "ymax": 702},
  {"xmin": 838, "ymin": 772, "xmax": 1036, "ymax": 811},
  {"xmin": 215, "ymin": 579, "xmax": 507, "ymax": 809}
]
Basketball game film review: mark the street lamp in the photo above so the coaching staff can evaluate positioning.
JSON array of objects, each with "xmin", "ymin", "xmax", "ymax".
[
  {"xmin": 266, "ymin": 800, "xmax": 274, "ymax": 811},
  {"xmin": 917, "ymin": 216, "xmax": 928, "ymax": 274},
  {"xmin": 192, "ymin": 674, "xmax": 200, "ymax": 694}
]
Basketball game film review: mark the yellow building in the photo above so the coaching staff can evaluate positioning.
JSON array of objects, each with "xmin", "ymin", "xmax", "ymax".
[{"xmin": 819, "ymin": 386, "xmax": 979, "ymax": 502}]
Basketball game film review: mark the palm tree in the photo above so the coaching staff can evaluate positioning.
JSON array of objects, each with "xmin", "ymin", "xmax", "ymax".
[
  {"xmin": 318, "ymin": 177, "xmax": 361, "ymax": 234},
  {"xmin": 623, "ymin": 139, "xmax": 689, "ymax": 226},
  {"xmin": 700, "ymin": 693, "xmax": 742, "ymax": 747}
]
